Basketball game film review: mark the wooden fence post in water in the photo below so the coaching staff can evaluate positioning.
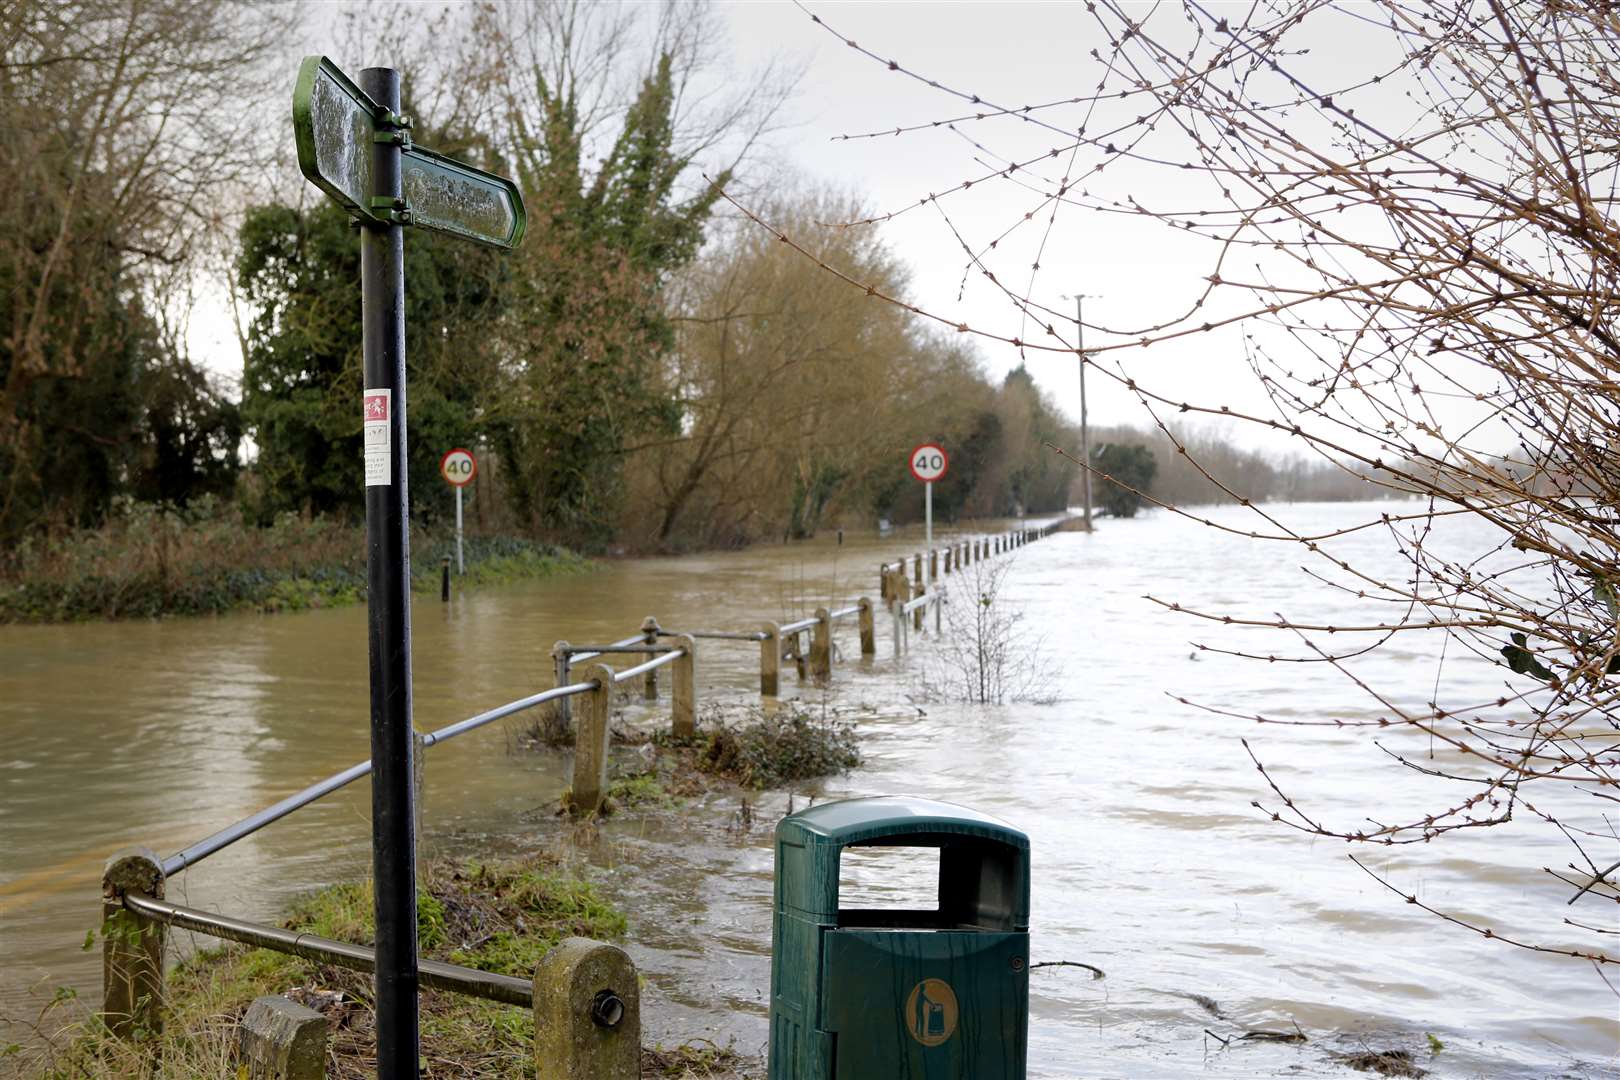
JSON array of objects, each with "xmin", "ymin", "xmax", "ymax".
[
  {"xmin": 760, "ymin": 622, "xmax": 781, "ymax": 697},
  {"xmin": 913, "ymin": 584, "xmax": 926, "ymax": 632},
  {"xmin": 571, "ymin": 664, "xmax": 615, "ymax": 816},
  {"xmin": 811, "ymin": 608, "xmax": 832, "ymax": 683},
  {"xmin": 552, "ymin": 640, "xmax": 573, "ymax": 729},
  {"xmin": 639, "ymin": 617, "xmax": 660, "ymax": 701},
  {"xmin": 913, "ymin": 554, "xmax": 923, "ymax": 590},
  {"xmin": 533, "ymin": 938, "xmax": 640, "ymax": 1080},
  {"xmin": 929, "ymin": 548, "xmax": 939, "ymax": 581},
  {"xmin": 857, "ymin": 598, "xmax": 875, "ymax": 657},
  {"xmin": 671, "ymin": 634, "xmax": 696, "ymax": 738},
  {"xmin": 102, "ymin": 847, "xmax": 166, "ymax": 1039}
]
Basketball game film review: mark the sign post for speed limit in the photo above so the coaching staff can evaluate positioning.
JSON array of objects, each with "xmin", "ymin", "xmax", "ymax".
[
  {"xmin": 909, "ymin": 444, "xmax": 948, "ymax": 584},
  {"xmin": 440, "ymin": 448, "xmax": 477, "ymax": 574}
]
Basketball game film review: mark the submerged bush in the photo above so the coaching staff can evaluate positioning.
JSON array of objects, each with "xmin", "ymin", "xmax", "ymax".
[{"xmin": 684, "ymin": 704, "xmax": 862, "ymax": 789}]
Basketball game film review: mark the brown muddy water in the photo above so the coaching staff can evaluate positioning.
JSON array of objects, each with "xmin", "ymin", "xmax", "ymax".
[{"xmin": 1, "ymin": 503, "xmax": 1615, "ymax": 1078}]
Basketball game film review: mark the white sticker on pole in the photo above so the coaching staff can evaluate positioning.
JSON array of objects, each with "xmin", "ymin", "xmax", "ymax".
[
  {"xmin": 909, "ymin": 443, "xmax": 948, "ymax": 483},
  {"xmin": 363, "ymin": 389, "xmax": 391, "ymax": 486}
]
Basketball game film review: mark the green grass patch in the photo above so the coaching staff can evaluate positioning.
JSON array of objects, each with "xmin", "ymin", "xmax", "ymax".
[{"xmin": 15, "ymin": 851, "xmax": 626, "ymax": 1079}]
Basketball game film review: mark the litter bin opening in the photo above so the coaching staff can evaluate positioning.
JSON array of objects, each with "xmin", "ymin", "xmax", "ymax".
[{"xmin": 835, "ymin": 836, "xmax": 1024, "ymax": 932}]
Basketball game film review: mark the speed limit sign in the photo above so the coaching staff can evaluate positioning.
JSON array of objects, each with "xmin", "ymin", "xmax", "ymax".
[
  {"xmin": 909, "ymin": 443, "xmax": 948, "ymax": 483},
  {"xmin": 440, "ymin": 448, "xmax": 477, "ymax": 487}
]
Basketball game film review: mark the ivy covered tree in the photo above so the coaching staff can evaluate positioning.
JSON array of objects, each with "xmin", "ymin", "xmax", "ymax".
[
  {"xmin": 488, "ymin": 53, "xmax": 727, "ymax": 545},
  {"xmin": 1092, "ymin": 443, "xmax": 1156, "ymax": 518},
  {"xmin": 236, "ymin": 201, "xmax": 507, "ymax": 524}
]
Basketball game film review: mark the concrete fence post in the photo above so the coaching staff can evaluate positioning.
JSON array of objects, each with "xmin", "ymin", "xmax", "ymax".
[
  {"xmin": 239, "ymin": 995, "xmax": 328, "ymax": 1080},
  {"xmin": 811, "ymin": 607, "xmax": 832, "ymax": 683},
  {"xmin": 913, "ymin": 583, "xmax": 926, "ymax": 632},
  {"xmin": 533, "ymin": 938, "xmax": 641, "ymax": 1080},
  {"xmin": 552, "ymin": 640, "xmax": 574, "ymax": 729},
  {"xmin": 890, "ymin": 599, "xmax": 904, "ymax": 657},
  {"xmin": 857, "ymin": 598, "xmax": 876, "ymax": 657},
  {"xmin": 913, "ymin": 553, "xmax": 923, "ymax": 590},
  {"xmin": 570, "ymin": 664, "xmax": 615, "ymax": 816},
  {"xmin": 102, "ymin": 847, "xmax": 166, "ymax": 1039},
  {"xmin": 929, "ymin": 548, "xmax": 939, "ymax": 581},
  {"xmin": 760, "ymin": 622, "xmax": 781, "ymax": 697},
  {"xmin": 879, "ymin": 563, "xmax": 891, "ymax": 604},
  {"xmin": 639, "ymin": 616, "xmax": 660, "ymax": 701},
  {"xmin": 934, "ymin": 587, "xmax": 943, "ymax": 633},
  {"xmin": 671, "ymin": 634, "xmax": 696, "ymax": 739}
]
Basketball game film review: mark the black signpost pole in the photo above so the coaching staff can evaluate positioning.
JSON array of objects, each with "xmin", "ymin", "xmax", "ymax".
[{"xmin": 358, "ymin": 65, "xmax": 420, "ymax": 1078}]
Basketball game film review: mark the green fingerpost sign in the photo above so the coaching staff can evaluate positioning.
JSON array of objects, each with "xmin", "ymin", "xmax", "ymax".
[{"xmin": 292, "ymin": 55, "xmax": 526, "ymax": 248}]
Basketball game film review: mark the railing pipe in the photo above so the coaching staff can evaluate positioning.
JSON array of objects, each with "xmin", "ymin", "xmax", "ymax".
[
  {"xmin": 779, "ymin": 616, "xmax": 817, "ymax": 635},
  {"xmin": 568, "ymin": 634, "xmax": 647, "ymax": 666},
  {"xmin": 611, "ymin": 647, "xmax": 685, "ymax": 685},
  {"xmin": 422, "ymin": 682, "xmax": 593, "ymax": 748},
  {"xmin": 656, "ymin": 629, "xmax": 767, "ymax": 642},
  {"xmin": 561, "ymin": 643, "xmax": 679, "ymax": 657},
  {"xmin": 164, "ymin": 682, "xmax": 594, "ymax": 877},
  {"xmin": 829, "ymin": 605, "xmax": 861, "ymax": 620},
  {"xmin": 122, "ymin": 891, "xmax": 533, "ymax": 1007}
]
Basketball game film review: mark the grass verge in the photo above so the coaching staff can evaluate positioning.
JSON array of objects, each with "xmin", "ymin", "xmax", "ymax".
[
  {"xmin": 11, "ymin": 851, "xmax": 632, "ymax": 1079},
  {"xmin": 0, "ymin": 498, "xmax": 586, "ymax": 623}
]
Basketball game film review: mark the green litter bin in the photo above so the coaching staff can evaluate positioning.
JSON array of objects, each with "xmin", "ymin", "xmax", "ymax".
[{"xmin": 768, "ymin": 796, "xmax": 1030, "ymax": 1079}]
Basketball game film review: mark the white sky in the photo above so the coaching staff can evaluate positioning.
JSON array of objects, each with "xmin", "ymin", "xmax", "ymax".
[{"xmin": 189, "ymin": 1, "xmax": 1435, "ymax": 452}]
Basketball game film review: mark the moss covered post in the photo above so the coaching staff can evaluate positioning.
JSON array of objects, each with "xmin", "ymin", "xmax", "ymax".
[
  {"xmin": 101, "ymin": 847, "xmax": 166, "ymax": 1039},
  {"xmin": 571, "ymin": 664, "xmax": 615, "ymax": 816},
  {"xmin": 671, "ymin": 634, "xmax": 696, "ymax": 738}
]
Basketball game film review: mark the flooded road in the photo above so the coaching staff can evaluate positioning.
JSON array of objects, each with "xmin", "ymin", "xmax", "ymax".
[{"xmin": 2, "ymin": 503, "xmax": 1614, "ymax": 1077}]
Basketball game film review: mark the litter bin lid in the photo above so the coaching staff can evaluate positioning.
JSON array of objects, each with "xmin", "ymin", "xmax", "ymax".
[{"xmin": 777, "ymin": 795, "xmax": 1028, "ymax": 850}]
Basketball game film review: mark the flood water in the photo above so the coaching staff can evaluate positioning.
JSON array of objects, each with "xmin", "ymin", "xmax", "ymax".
[{"xmin": 1, "ymin": 502, "xmax": 1615, "ymax": 1077}]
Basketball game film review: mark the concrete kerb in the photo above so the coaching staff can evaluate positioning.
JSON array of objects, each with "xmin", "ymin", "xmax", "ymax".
[
  {"xmin": 239, "ymin": 995, "xmax": 328, "ymax": 1080},
  {"xmin": 533, "ymin": 938, "xmax": 640, "ymax": 1080}
]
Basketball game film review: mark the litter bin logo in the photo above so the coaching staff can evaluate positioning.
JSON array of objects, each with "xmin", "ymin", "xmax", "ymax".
[{"xmin": 904, "ymin": 978, "xmax": 959, "ymax": 1047}]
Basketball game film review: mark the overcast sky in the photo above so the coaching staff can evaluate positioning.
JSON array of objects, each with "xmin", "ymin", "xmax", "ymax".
[{"xmin": 193, "ymin": 1, "xmax": 1408, "ymax": 451}]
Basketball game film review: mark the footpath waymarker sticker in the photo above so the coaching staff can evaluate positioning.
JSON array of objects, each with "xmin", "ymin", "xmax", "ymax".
[
  {"xmin": 364, "ymin": 390, "xmax": 391, "ymax": 486},
  {"xmin": 439, "ymin": 448, "xmax": 476, "ymax": 486},
  {"xmin": 909, "ymin": 443, "xmax": 949, "ymax": 483}
]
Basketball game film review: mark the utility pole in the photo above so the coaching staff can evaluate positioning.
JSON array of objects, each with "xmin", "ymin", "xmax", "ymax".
[{"xmin": 1063, "ymin": 293, "xmax": 1098, "ymax": 531}]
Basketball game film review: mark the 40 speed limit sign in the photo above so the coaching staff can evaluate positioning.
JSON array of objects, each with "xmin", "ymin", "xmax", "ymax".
[
  {"xmin": 909, "ymin": 443, "xmax": 948, "ymax": 483},
  {"xmin": 440, "ymin": 448, "xmax": 477, "ymax": 486}
]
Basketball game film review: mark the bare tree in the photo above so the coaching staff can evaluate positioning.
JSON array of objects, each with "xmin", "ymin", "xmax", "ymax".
[
  {"xmin": 737, "ymin": 1, "xmax": 1620, "ymax": 965},
  {"xmin": 0, "ymin": 0, "xmax": 295, "ymax": 535}
]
